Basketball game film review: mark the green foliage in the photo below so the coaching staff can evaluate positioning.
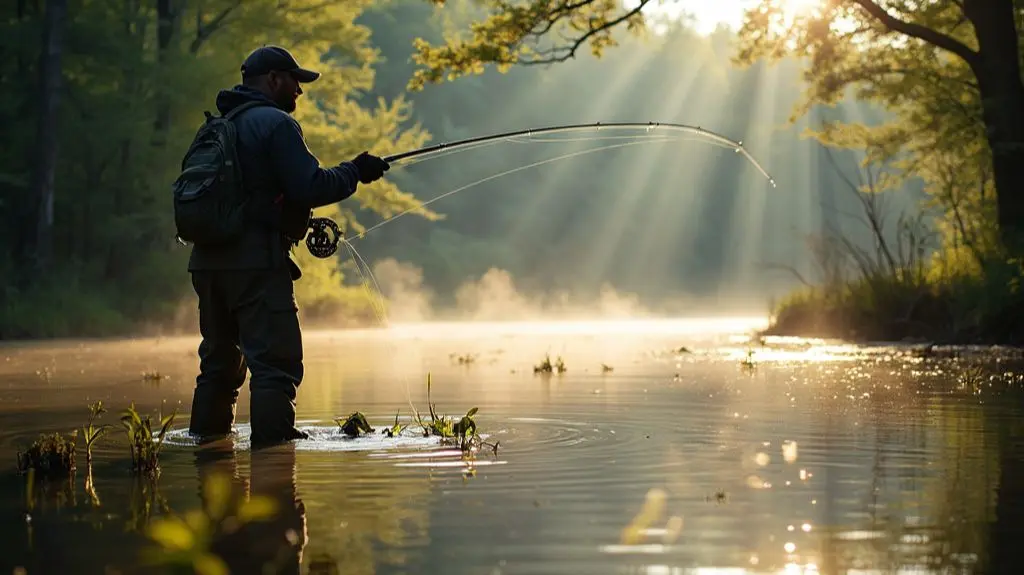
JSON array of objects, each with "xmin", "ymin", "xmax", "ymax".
[
  {"xmin": 16, "ymin": 432, "xmax": 77, "ymax": 478},
  {"xmin": 768, "ymin": 254, "xmax": 1024, "ymax": 343},
  {"xmin": 121, "ymin": 402, "xmax": 178, "ymax": 477},
  {"xmin": 407, "ymin": 0, "xmax": 649, "ymax": 91},
  {"xmin": 7, "ymin": 0, "xmax": 1015, "ymax": 340},
  {"xmin": 1, "ymin": 0, "xmax": 436, "ymax": 339}
]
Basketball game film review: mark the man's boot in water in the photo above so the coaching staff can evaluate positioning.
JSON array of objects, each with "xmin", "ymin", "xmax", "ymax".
[
  {"xmin": 187, "ymin": 387, "xmax": 239, "ymax": 440},
  {"xmin": 249, "ymin": 388, "xmax": 309, "ymax": 447}
]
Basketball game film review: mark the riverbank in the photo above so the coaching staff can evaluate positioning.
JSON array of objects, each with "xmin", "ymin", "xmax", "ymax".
[{"xmin": 761, "ymin": 262, "xmax": 1024, "ymax": 346}]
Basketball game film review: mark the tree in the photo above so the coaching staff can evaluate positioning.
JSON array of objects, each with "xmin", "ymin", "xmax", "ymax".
[
  {"xmin": 0, "ymin": 0, "xmax": 435, "ymax": 338},
  {"xmin": 25, "ymin": 0, "xmax": 68, "ymax": 277},
  {"xmin": 408, "ymin": 0, "xmax": 1024, "ymax": 254}
]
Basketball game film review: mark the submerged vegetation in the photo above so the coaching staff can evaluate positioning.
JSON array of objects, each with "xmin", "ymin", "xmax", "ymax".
[
  {"xmin": 16, "ymin": 400, "xmax": 178, "ymax": 479},
  {"xmin": 17, "ymin": 401, "xmax": 111, "ymax": 477},
  {"xmin": 17, "ymin": 432, "xmax": 77, "ymax": 478},
  {"xmin": 336, "ymin": 412, "xmax": 376, "ymax": 438},
  {"xmin": 534, "ymin": 354, "xmax": 567, "ymax": 374},
  {"xmin": 121, "ymin": 402, "xmax": 178, "ymax": 477},
  {"xmin": 334, "ymin": 373, "xmax": 500, "ymax": 454}
]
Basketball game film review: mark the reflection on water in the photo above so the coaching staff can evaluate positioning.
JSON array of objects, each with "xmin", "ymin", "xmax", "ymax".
[{"xmin": 1, "ymin": 318, "xmax": 1024, "ymax": 573}]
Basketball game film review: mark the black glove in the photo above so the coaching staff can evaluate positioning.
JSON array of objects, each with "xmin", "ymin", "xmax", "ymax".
[{"xmin": 351, "ymin": 151, "xmax": 390, "ymax": 184}]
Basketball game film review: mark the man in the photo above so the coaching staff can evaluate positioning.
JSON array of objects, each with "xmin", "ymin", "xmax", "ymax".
[{"xmin": 186, "ymin": 45, "xmax": 390, "ymax": 446}]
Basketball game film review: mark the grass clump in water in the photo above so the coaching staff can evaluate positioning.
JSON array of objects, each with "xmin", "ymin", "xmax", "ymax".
[
  {"xmin": 121, "ymin": 402, "xmax": 177, "ymax": 477},
  {"xmin": 534, "ymin": 353, "xmax": 566, "ymax": 374},
  {"xmin": 412, "ymin": 373, "xmax": 498, "ymax": 453},
  {"xmin": 16, "ymin": 432, "xmax": 77, "ymax": 478},
  {"xmin": 449, "ymin": 352, "xmax": 477, "ymax": 365},
  {"xmin": 332, "ymin": 374, "xmax": 499, "ymax": 454}
]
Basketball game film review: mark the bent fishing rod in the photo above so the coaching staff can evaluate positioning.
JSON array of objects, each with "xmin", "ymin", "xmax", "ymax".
[{"xmin": 302, "ymin": 121, "xmax": 776, "ymax": 259}]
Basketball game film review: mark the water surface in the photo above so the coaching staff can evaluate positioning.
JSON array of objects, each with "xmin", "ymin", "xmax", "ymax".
[{"xmin": 2, "ymin": 318, "xmax": 1024, "ymax": 574}]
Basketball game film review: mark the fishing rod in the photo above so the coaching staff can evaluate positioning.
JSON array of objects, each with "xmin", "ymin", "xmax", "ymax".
[
  {"xmin": 383, "ymin": 121, "xmax": 775, "ymax": 182},
  {"xmin": 305, "ymin": 122, "xmax": 776, "ymax": 258}
]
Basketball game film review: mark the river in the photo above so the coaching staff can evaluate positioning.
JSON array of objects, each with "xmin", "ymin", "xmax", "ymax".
[{"xmin": 2, "ymin": 318, "xmax": 1023, "ymax": 574}]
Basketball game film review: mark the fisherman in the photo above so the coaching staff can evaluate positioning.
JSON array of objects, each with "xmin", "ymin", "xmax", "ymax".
[{"xmin": 184, "ymin": 45, "xmax": 390, "ymax": 446}]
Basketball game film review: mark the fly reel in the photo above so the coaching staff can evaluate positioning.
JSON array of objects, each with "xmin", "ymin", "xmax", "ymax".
[{"xmin": 306, "ymin": 217, "xmax": 343, "ymax": 259}]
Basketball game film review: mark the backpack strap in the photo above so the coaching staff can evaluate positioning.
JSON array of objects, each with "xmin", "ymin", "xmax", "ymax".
[{"xmin": 223, "ymin": 100, "xmax": 274, "ymax": 121}]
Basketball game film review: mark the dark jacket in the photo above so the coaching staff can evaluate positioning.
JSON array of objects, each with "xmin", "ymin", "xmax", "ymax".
[{"xmin": 187, "ymin": 85, "xmax": 361, "ymax": 272}]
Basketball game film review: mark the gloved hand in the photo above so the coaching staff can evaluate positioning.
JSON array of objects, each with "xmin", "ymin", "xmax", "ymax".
[{"xmin": 351, "ymin": 151, "xmax": 390, "ymax": 184}]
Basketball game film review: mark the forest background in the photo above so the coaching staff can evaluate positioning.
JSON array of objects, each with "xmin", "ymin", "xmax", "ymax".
[{"xmin": 2, "ymin": 0, "xmax": 1012, "ymax": 343}]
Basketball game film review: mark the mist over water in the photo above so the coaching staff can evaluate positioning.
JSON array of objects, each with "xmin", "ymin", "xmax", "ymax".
[{"xmin": 366, "ymin": 257, "xmax": 772, "ymax": 325}]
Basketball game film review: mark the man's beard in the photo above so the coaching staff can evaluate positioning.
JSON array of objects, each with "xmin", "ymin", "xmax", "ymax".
[{"xmin": 275, "ymin": 93, "xmax": 296, "ymax": 113}]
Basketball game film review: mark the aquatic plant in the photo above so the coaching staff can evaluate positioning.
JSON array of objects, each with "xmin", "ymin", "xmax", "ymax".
[
  {"xmin": 16, "ymin": 431, "xmax": 77, "ymax": 478},
  {"xmin": 82, "ymin": 401, "xmax": 112, "ymax": 464},
  {"xmin": 740, "ymin": 349, "xmax": 756, "ymax": 370},
  {"xmin": 141, "ymin": 370, "xmax": 165, "ymax": 382},
  {"xmin": 142, "ymin": 472, "xmax": 277, "ymax": 574},
  {"xmin": 335, "ymin": 412, "xmax": 375, "ymax": 437},
  {"xmin": 449, "ymin": 352, "xmax": 477, "ymax": 365},
  {"xmin": 534, "ymin": 353, "xmax": 567, "ymax": 374},
  {"xmin": 412, "ymin": 373, "xmax": 498, "ymax": 453},
  {"xmin": 381, "ymin": 411, "xmax": 406, "ymax": 438},
  {"xmin": 706, "ymin": 489, "xmax": 728, "ymax": 504},
  {"xmin": 121, "ymin": 401, "xmax": 178, "ymax": 476}
]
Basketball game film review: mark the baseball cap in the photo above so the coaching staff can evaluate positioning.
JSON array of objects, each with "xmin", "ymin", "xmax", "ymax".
[{"xmin": 241, "ymin": 45, "xmax": 320, "ymax": 83}]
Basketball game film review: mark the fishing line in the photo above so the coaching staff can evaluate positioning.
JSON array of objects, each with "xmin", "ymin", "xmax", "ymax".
[
  {"xmin": 325, "ymin": 130, "xmax": 765, "ymax": 421},
  {"xmin": 351, "ymin": 135, "xmax": 727, "ymax": 241},
  {"xmin": 338, "ymin": 237, "xmax": 427, "ymax": 418},
  {"xmin": 332, "ymin": 136, "xmax": 696, "ymax": 413}
]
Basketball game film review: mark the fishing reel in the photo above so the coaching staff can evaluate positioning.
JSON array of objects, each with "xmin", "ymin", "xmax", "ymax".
[{"xmin": 306, "ymin": 217, "xmax": 344, "ymax": 259}]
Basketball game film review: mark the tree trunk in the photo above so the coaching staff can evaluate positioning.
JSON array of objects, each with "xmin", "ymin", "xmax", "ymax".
[
  {"xmin": 153, "ymin": 0, "xmax": 183, "ymax": 147},
  {"xmin": 966, "ymin": 0, "xmax": 1024, "ymax": 254},
  {"xmin": 26, "ymin": 0, "xmax": 68, "ymax": 277}
]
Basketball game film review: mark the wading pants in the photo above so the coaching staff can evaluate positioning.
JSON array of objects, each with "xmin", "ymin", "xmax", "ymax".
[{"xmin": 188, "ymin": 264, "xmax": 306, "ymax": 446}]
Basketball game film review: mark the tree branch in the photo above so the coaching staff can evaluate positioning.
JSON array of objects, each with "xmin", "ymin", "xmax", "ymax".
[
  {"xmin": 849, "ymin": 0, "xmax": 979, "ymax": 68},
  {"xmin": 518, "ymin": 0, "xmax": 652, "ymax": 65},
  {"xmin": 190, "ymin": 0, "xmax": 243, "ymax": 54}
]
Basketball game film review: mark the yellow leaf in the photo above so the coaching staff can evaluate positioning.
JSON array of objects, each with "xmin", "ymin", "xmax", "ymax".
[
  {"xmin": 185, "ymin": 510, "xmax": 210, "ymax": 534},
  {"xmin": 194, "ymin": 553, "xmax": 230, "ymax": 575},
  {"xmin": 147, "ymin": 518, "xmax": 196, "ymax": 551},
  {"xmin": 238, "ymin": 496, "xmax": 279, "ymax": 523}
]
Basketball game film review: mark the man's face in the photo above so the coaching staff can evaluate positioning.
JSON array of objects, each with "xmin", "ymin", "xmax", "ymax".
[{"xmin": 267, "ymin": 71, "xmax": 302, "ymax": 113}]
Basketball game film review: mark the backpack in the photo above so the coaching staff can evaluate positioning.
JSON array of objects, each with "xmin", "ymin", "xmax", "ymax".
[{"xmin": 172, "ymin": 100, "xmax": 270, "ymax": 246}]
